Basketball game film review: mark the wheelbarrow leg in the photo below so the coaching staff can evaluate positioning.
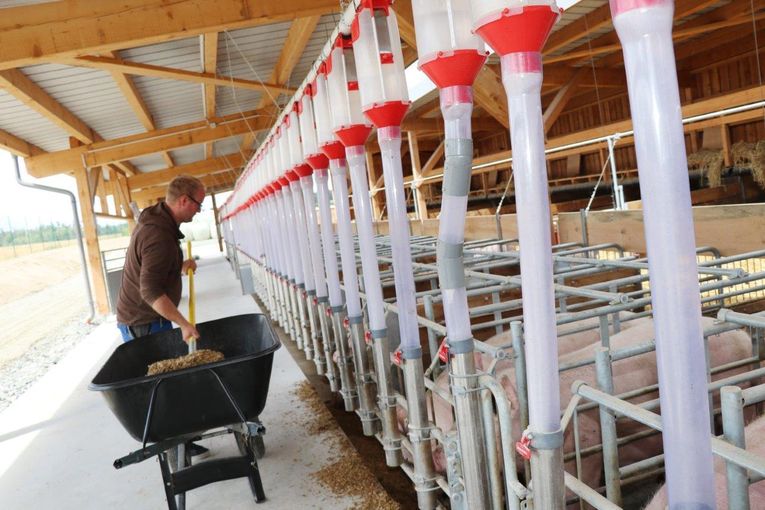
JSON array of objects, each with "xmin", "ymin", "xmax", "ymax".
[
  {"xmin": 246, "ymin": 449, "xmax": 266, "ymax": 503},
  {"xmin": 158, "ymin": 451, "xmax": 179, "ymax": 510}
]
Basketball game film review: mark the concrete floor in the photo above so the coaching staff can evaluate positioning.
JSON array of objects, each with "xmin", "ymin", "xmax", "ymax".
[{"xmin": 0, "ymin": 240, "xmax": 365, "ymax": 509}]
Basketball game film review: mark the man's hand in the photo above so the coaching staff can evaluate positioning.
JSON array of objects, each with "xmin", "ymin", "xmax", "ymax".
[
  {"xmin": 182, "ymin": 259, "xmax": 197, "ymax": 274},
  {"xmin": 181, "ymin": 322, "xmax": 201, "ymax": 343}
]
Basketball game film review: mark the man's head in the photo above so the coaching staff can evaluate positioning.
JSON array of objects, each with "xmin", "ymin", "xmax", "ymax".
[{"xmin": 166, "ymin": 175, "xmax": 205, "ymax": 224}]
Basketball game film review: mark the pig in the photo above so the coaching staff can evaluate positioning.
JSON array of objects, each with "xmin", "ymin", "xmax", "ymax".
[
  {"xmin": 426, "ymin": 316, "xmax": 753, "ymax": 495},
  {"xmin": 644, "ymin": 414, "xmax": 765, "ymax": 509}
]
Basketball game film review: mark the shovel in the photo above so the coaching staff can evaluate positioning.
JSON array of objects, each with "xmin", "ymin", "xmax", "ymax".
[{"xmin": 186, "ymin": 240, "xmax": 197, "ymax": 354}]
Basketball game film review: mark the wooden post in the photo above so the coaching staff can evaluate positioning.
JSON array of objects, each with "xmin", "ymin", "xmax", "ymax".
[
  {"xmin": 407, "ymin": 132, "xmax": 429, "ymax": 220},
  {"xmin": 116, "ymin": 173, "xmax": 137, "ymax": 232},
  {"xmin": 721, "ymin": 124, "xmax": 732, "ymax": 166},
  {"xmin": 73, "ymin": 165, "xmax": 110, "ymax": 315},
  {"xmin": 212, "ymin": 192, "xmax": 223, "ymax": 252}
]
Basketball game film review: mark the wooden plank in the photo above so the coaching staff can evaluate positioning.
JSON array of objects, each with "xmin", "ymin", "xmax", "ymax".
[
  {"xmin": 0, "ymin": 68, "xmax": 96, "ymax": 143},
  {"xmin": 73, "ymin": 167, "xmax": 110, "ymax": 314},
  {"xmin": 128, "ymin": 151, "xmax": 250, "ymax": 190},
  {"xmin": 543, "ymin": 68, "xmax": 587, "ymax": 134},
  {"xmin": 131, "ymin": 170, "xmax": 241, "ymax": 202},
  {"xmin": 0, "ymin": 128, "xmax": 44, "ymax": 157},
  {"xmin": 104, "ymin": 50, "xmax": 174, "ymax": 168},
  {"xmin": 72, "ymin": 55, "xmax": 295, "ymax": 95},
  {"xmin": 25, "ymin": 108, "xmax": 270, "ymax": 177},
  {"xmin": 558, "ymin": 204, "xmax": 765, "ymax": 257},
  {"xmin": 0, "ymin": 0, "xmax": 339, "ymax": 70}
]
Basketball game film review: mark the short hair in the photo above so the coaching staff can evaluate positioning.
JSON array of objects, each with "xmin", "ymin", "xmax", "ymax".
[{"xmin": 166, "ymin": 175, "xmax": 204, "ymax": 203}]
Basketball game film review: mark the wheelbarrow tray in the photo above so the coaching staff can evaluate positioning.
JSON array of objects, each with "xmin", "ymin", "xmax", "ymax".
[{"xmin": 90, "ymin": 313, "xmax": 280, "ymax": 443}]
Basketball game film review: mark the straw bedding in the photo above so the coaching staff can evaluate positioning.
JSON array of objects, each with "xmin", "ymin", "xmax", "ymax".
[{"xmin": 147, "ymin": 349, "xmax": 225, "ymax": 375}]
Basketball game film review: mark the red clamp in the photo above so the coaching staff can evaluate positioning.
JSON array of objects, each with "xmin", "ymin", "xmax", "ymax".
[
  {"xmin": 325, "ymin": 306, "xmax": 333, "ymax": 317},
  {"xmin": 302, "ymin": 290, "xmax": 308, "ymax": 299},
  {"xmin": 438, "ymin": 338, "xmax": 450, "ymax": 363},
  {"xmin": 313, "ymin": 296, "xmax": 319, "ymax": 306},
  {"xmin": 343, "ymin": 317, "xmax": 350, "ymax": 330},
  {"xmin": 391, "ymin": 349, "xmax": 402, "ymax": 366},
  {"xmin": 515, "ymin": 432, "xmax": 532, "ymax": 460},
  {"xmin": 364, "ymin": 330, "xmax": 373, "ymax": 345}
]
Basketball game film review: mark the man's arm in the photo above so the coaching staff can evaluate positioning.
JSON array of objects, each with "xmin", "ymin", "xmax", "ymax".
[{"xmin": 151, "ymin": 294, "xmax": 200, "ymax": 342}]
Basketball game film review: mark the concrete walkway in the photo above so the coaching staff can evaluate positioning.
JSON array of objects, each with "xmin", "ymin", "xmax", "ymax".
[{"xmin": 0, "ymin": 241, "xmax": 362, "ymax": 509}]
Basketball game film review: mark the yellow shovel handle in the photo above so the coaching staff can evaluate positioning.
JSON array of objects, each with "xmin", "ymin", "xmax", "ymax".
[{"xmin": 186, "ymin": 241, "xmax": 196, "ymax": 352}]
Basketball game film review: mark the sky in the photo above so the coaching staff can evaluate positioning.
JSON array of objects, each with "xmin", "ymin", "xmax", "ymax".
[{"xmin": 0, "ymin": 0, "xmax": 582, "ymax": 230}]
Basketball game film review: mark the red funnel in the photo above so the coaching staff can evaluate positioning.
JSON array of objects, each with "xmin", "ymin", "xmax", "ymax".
[
  {"xmin": 419, "ymin": 49, "xmax": 487, "ymax": 89},
  {"xmin": 474, "ymin": 5, "xmax": 560, "ymax": 57}
]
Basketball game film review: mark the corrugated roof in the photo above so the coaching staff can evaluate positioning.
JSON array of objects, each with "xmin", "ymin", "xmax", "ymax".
[{"xmin": 0, "ymin": 89, "xmax": 71, "ymax": 152}]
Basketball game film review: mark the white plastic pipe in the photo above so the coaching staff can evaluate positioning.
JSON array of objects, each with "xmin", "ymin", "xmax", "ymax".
[
  {"xmin": 378, "ymin": 125, "xmax": 420, "ymax": 354},
  {"xmin": 611, "ymin": 1, "xmax": 716, "ymax": 507},
  {"xmin": 501, "ymin": 52, "xmax": 560, "ymax": 433},
  {"xmin": 290, "ymin": 180, "xmax": 316, "ymax": 293},
  {"xmin": 279, "ymin": 186, "xmax": 304, "ymax": 285},
  {"xmin": 301, "ymin": 175, "xmax": 329, "ymax": 299},
  {"xmin": 346, "ymin": 146, "xmax": 386, "ymax": 332},
  {"xmin": 315, "ymin": 168, "xmax": 344, "ymax": 308},
  {"xmin": 329, "ymin": 160, "xmax": 363, "ymax": 318}
]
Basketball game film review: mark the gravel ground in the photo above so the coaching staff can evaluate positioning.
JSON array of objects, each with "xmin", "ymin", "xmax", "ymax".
[{"xmin": 0, "ymin": 316, "xmax": 97, "ymax": 413}]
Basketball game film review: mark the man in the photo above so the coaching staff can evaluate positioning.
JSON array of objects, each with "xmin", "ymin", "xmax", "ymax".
[
  {"xmin": 116, "ymin": 175, "xmax": 208, "ymax": 457},
  {"xmin": 117, "ymin": 175, "xmax": 204, "ymax": 342}
]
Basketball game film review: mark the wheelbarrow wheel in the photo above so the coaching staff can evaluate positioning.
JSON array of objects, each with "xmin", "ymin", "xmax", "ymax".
[{"xmin": 234, "ymin": 431, "xmax": 265, "ymax": 459}]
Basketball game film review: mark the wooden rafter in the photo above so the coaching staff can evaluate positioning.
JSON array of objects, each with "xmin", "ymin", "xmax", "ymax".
[
  {"xmin": 0, "ymin": 67, "xmax": 139, "ymax": 176},
  {"xmin": 564, "ymin": 0, "xmax": 759, "ymax": 68},
  {"xmin": 203, "ymin": 32, "xmax": 219, "ymax": 159},
  {"xmin": 0, "ymin": 127, "xmax": 44, "ymax": 157},
  {"xmin": 239, "ymin": 16, "xmax": 320, "ymax": 156},
  {"xmin": 132, "ymin": 170, "xmax": 241, "ymax": 202},
  {"xmin": 128, "ymin": 151, "xmax": 251, "ymax": 191},
  {"xmin": 543, "ymin": 3, "xmax": 613, "ymax": 56},
  {"xmin": 0, "ymin": 0, "xmax": 339, "ymax": 70},
  {"xmin": 543, "ymin": 67, "xmax": 588, "ymax": 134},
  {"xmin": 25, "ymin": 107, "xmax": 271, "ymax": 177},
  {"xmin": 103, "ymin": 50, "xmax": 174, "ymax": 168},
  {"xmin": 71, "ymin": 56, "xmax": 296, "ymax": 96}
]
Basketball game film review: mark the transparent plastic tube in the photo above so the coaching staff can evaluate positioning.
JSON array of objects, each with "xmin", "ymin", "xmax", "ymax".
[
  {"xmin": 346, "ymin": 145, "xmax": 387, "ymax": 332},
  {"xmin": 378, "ymin": 126, "xmax": 420, "ymax": 354},
  {"xmin": 611, "ymin": 1, "xmax": 716, "ymax": 507},
  {"xmin": 438, "ymin": 86, "xmax": 474, "ymax": 343},
  {"xmin": 279, "ymin": 187, "xmax": 304, "ymax": 285},
  {"xmin": 329, "ymin": 160, "xmax": 362, "ymax": 318},
  {"xmin": 315, "ymin": 168, "xmax": 344, "ymax": 308},
  {"xmin": 290, "ymin": 181, "xmax": 315, "ymax": 292},
  {"xmin": 501, "ymin": 52, "xmax": 560, "ymax": 433},
  {"xmin": 301, "ymin": 175, "xmax": 329, "ymax": 299}
]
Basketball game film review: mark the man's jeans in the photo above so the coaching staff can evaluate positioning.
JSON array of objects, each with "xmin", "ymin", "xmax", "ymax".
[{"xmin": 117, "ymin": 318, "xmax": 173, "ymax": 342}]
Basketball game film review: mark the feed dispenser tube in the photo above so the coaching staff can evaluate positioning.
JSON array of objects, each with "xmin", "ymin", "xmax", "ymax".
[
  {"xmin": 327, "ymin": 33, "xmax": 381, "ymax": 437},
  {"xmin": 287, "ymin": 106, "xmax": 318, "ymax": 363},
  {"xmin": 353, "ymin": 3, "xmax": 434, "ymax": 505},
  {"xmin": 276, "ymin": 130, "xmax": 304, "ymax": 349},
  {"xmin": 411, "ymin": 0, "xmax": 493, "ymax": 507},
  {"xmin": 315, "ymin": 62, "xmax": 358, "ymax": 409},
  {"xmin": 472, "ymin": 2, "xmax": 565, "ymax": 508},
  {"xmin": 300, "ymin": 87, "xmax": 332, "ymax": 377},
  {"xmin": 610, "ymin": 1, "xmax": 716, "ymax": 507},
  {"xmin": 262, "ymin": 147, "xmax": 287, "ymax": 331}
]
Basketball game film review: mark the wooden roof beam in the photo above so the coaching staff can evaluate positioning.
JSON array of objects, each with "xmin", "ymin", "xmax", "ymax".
[
  {"xmin": 543, "ymin": 67, "xmax": 588, "ymax": 134},
  {"xmin": 0, "ymin": 128, "xmax": 44, "ymax": 157},
  {"xmin": 240, "ymin": 16, "xmax": 320, "ymax": 156},
  {"xmin": 132, "ymin": 170, "xmax": 241, "ymax": 202},
  {"xmin": 0, "ymin": 0, "xmax": 339, "ymax": 71},
  {"xmin": 104, "ymin": 50, "xmax": 175, "ymax": 168},
  {"xmin": 543, "ymin": 3, "xmax": 613, "ymax": 56},
  {"xmin": 128, "ymin": 151, "xmax": 251, "ymax": 190},
  {"xmin": 24, "ymin": 107, "xmax": 271, "ymax": 177},
  {"xmin": 70, "ymin": 56, "xmax": 296, "ymax": 96}
]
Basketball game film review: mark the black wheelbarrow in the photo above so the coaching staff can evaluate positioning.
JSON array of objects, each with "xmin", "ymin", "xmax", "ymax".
[{"xmin": 90, "ymin": 313, "xmax": 280, "ymax": 510}]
